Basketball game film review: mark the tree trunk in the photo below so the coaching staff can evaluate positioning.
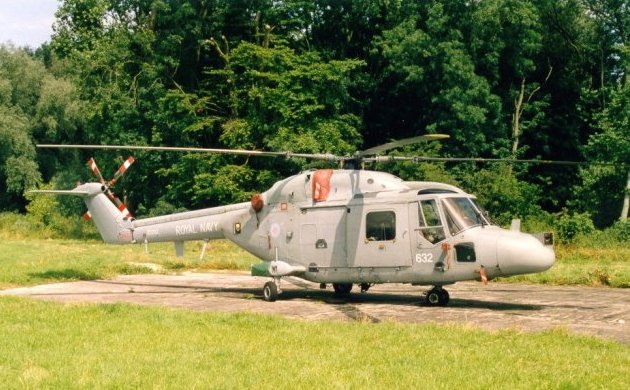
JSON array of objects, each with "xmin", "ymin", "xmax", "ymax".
[
  {"xmin": 621, "ymin": 171, "xmax": 630, "ymax": 222},
  {"xmin": 511, "ymin": 66, "xmax": 553, "ymax": 158},
  {"xmin": 511, "ymin": 78, "xmax": 526, "ymax": 157}
]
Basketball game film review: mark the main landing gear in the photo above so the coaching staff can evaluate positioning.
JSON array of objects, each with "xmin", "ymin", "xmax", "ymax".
[
  {"xmin": 263, "ymin": 278, "xmax": 281, "ymax": 302},
  {"xmin": 425, "ymin": 286, "xmax": 450, "ymax": 306},
  {"xmin": 332, "ymin": 283, "xmax": 353, "ymax": 298}
]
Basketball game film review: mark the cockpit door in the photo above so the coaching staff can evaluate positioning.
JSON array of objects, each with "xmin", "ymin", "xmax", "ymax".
[{"xmin": 410, "ymin": 200, "xmax": 450, "ymax": 275}]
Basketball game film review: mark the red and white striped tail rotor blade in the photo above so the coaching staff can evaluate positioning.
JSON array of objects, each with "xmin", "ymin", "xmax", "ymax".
[
  {"xmin": 86, "ymin": 156, "xmax": 134, "ymax": 219},
  {"xmin": 109, "ymin": 156, "xmax": 134, "ymax": 185},
  {"xmin": 87, "ymin": 158, "xmax": 106, "ymax": 184},
  {"xmin": 117, "ymin": 202, "xmax": 132, "ymax": 218},
  {"xmin": 104, "ymin": 188, "xmax": 116, "ymax": 201},
  {"xmin": 108, "ymin": 192, "xmax": 132, "ymax": 218}
]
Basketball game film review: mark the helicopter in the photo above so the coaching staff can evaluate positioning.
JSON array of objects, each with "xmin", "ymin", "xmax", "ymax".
[{"xmin": 33, "ymin": 135, "xmax": 557, "ymax": 306}]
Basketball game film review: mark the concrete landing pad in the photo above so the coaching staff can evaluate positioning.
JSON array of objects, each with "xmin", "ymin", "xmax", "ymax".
[{"xmin": 1, "ymin": 273, "xmax": 628, "ymax": 343}]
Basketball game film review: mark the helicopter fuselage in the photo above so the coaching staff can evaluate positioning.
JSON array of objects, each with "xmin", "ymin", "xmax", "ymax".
[{"xmin": 85, "ymin": 169, "xmax": 555, "ymax": 289}]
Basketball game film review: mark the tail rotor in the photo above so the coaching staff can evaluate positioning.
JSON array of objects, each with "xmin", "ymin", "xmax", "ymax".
[{"xmin": 85, "ymin": 156, "xmax": 135, "ymax": 219}]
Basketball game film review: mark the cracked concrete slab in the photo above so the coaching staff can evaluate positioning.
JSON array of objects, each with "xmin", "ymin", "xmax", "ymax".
[{"xmin": 1, "ymin": 272, "xmax": 627, "ymax": 344}]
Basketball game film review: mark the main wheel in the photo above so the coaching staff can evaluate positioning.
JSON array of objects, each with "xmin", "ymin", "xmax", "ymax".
[
  {"xmin": 426, "ymin": 290, "xmax": 442, "ymax": 306},
  {"xmin": 441, "ymin": 289, "xmax": 450, "ymax": 305},
  {"xmin": 263, "ymin": 281, "xmax": 278, "ymax": 302},
  {"xmin": 426, "ymin": 288, "xmax": 449, "ymax": 306},
  {"xmin": 332, "ymin": 283, "xmax": 353, "ymax": 298}
]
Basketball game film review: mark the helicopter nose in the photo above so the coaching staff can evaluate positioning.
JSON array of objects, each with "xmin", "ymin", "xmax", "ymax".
[{"xmin": 497, "ymin": 233, "xmax": 555, "ymax": 276}]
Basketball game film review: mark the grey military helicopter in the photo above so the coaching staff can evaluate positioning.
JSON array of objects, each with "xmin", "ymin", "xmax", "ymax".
[{"xmin": 34, "ymin": 135, "xmax": 557, "ymax": 306}]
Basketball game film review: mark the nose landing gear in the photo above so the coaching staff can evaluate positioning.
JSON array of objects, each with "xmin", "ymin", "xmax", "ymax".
[{"xmin": 425, "ymin": 287, "xmax": 450, "ymax": 306}]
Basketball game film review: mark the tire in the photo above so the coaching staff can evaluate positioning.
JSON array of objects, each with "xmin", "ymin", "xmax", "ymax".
[
  {"xmin": 426, "ymin": 290, "xmax": 441, "ymax": 306},
  {"xmin": 263, "ymin": 281, "xmax": 278, "ymax": 302},
  {"xmin": 426, "ymin": 288, "xmax": 449, "ymax": 306},
  {"xmin": 332, "ymin": 283, "xmax": 353, "ymax": 297},
  {"xmin": 441, "ymin": 289, "xmax": 450, "ymax": 306}
]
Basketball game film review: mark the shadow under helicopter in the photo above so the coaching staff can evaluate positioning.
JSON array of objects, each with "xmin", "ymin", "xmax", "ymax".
[{"xmin": 29, "ymin": 278, "xmax": 542, "ymax": 315}]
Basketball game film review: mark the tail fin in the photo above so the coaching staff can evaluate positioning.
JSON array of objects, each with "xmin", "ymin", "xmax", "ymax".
[{"xmin": 29, "ymin": 183, "xmax": 133, "ymax": 244}]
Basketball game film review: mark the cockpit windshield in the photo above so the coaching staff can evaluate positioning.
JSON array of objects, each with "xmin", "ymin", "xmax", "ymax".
[
  {"xmin": 441, "ymin": 197, "xmax": 489, "ymax": 235},
  {"xmin": 470, "ymin": 198, "xmax": 492, "ymax": 224}
]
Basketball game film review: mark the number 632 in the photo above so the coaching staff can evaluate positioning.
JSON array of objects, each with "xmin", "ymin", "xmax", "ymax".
[{"xmin": 415, "ymin": 253, "xmax": 433, "ymax": 263}]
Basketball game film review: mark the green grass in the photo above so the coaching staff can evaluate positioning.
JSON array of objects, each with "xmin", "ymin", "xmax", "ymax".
[
  {"xmin": 0, "ymin": 297, "xmax": 627, "ymax": 389},
  {"xmin": 0, "ymin": 238, "xmax": 259, "ymax": 289}
]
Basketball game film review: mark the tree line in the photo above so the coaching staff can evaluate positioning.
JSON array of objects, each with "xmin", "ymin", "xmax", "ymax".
[{"xmin": 0, "ymin": 0, "xmax": 628, "ymax": 228}]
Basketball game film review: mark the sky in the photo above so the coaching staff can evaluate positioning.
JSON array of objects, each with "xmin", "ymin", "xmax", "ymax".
[{"xmin": 0, "ymin": 0, "xmax": 61, "ymax": 48}]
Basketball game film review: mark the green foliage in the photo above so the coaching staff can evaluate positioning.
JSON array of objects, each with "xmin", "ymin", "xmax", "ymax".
[
  {"xmin": 0, "ymin": 104, "xmax": 41, "ymax": 208},
  {"xmin": 555, "ymin": 210, "xmax": 596, "ymax": 244},
  {"xmin": 573, "ymin": 84, "xmax": 630, "ymax": 226},
  {"xmin": 0, "ymin": 45, "xmax": 90, "ymax": 211},
  {"xmin": 0, "ymin": 211, "xmax": 98, "ymax": 241},
  {"xmin": 19, "ymin": 183, "xmax": 97, "ymax": 239},
  {"xmin": 0, "ymin": 0, "xmax": 627, "ymax": 225},
  {"xmin": 0, "ymin": 47, "xmax": 43, "ymax": 196},
  {"xmin": 608, "ymin": 220, "xmax": 630, "ymax": 242},
  {"xmin": 206, "ymin": 42, "xmax": 364, "ymax": 156},
  {"xmin": 51, "ymin": 0, "xmax": 110, "ymax": 56},
  {"xmin": 520, "ymin": 212, "xmax": 555, "ymax": 233},
  {"xmin": 34, "ymin": 75, "xmax": 84, "ymax": 141},
  {"xmin": 137, "ymin": 199, "xmax": 188, "ymax": 218},
  {"xmin": 371, "ymin": 8, "xmax": 503, "ymax": 157},
  {"xmin": 461, "ymin": 165, "xmax": 541, "ymax": 225}
]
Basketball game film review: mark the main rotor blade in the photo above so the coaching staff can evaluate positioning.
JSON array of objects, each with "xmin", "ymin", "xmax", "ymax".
[
  {"xmin": 37, "ymin": 144, "xmax": 343, "ymax": 162},
  {"xmin": 28, "ymin": 189, "xmax": 90, "ymax": 197},
  {"xmin": 364, "ymin": 155, "xmax": 623, "ymax": 167},
  {"xmin": 359, "ymin": 134, "xmax": 450, "ymax": 156}
]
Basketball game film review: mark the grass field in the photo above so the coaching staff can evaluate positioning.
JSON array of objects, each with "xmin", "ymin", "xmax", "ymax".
[
  {"xmin": 0, "ymin": 239, "xmax": 258, "ymax": 289},
  {"xmin": 0, "ymin": 297, "xmax": 628, "ymax": 389},
  {"xmin": 0, "ymin": 237, "xmax": 628, "ymax": 289}
]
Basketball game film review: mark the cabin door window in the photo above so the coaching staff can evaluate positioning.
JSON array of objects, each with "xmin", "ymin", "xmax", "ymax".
[{"xmin": 365, "ymin": 211, "xmax": 396, "ymax": 241}]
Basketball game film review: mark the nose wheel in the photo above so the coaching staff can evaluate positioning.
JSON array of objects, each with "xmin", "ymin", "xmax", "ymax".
[{"xmin": 425, "ymin": 287, "xmax": 450, "ymax": 306}]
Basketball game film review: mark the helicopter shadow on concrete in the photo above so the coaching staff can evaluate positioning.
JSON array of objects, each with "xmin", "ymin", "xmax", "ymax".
[
  {"xmin": 23, "ymin": 274, "xmax": 542, "ymax": 314},
  {"xmin": 282, "ymin": 277, "xmax": 541, "ymax": 311},
  {"xmin": 249, "ymin": 286, "xmax": 543, "ymax": 312}
]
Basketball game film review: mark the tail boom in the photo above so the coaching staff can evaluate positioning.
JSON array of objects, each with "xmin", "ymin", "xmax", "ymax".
[{"xmin": 30, "ymin": 183, "xmax": 250, "ymax": 248}]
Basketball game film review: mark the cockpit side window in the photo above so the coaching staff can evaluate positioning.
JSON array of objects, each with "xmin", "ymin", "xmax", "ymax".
[{"xmin": 417, "ymin": 200, "xmax": 446, "ymax": 244}]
